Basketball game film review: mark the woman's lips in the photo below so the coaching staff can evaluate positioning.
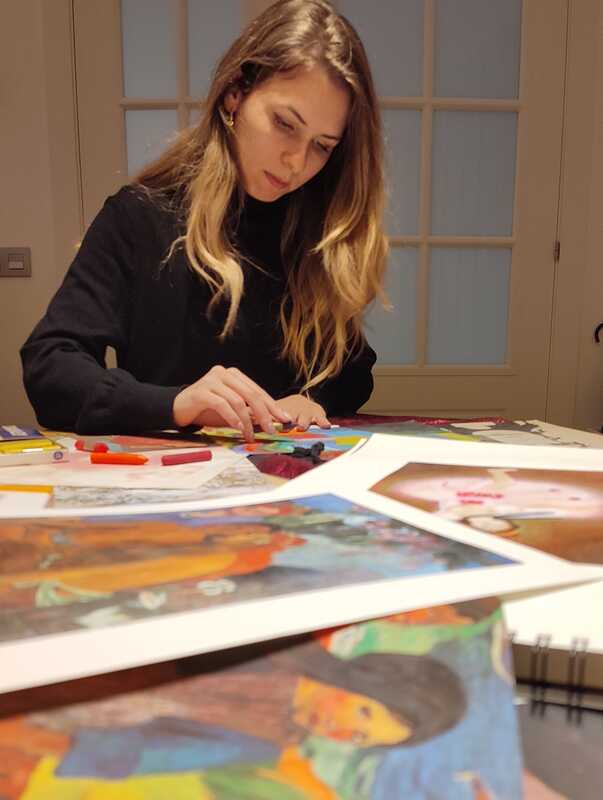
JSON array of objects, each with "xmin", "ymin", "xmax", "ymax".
[{"xmin": 265, "ymin": 171, "xmax": 289, "ymax": 190}]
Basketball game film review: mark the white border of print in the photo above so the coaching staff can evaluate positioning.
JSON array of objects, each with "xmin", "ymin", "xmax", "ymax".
[{"xmin": 0, "ymin": 481, "xmax": 600, "ymax": 694}]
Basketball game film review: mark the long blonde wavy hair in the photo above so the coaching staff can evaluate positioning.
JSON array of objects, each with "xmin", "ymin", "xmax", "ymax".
[{"xmin": 136, "ymin": 0, "xmax": 388, "ymax": 392}]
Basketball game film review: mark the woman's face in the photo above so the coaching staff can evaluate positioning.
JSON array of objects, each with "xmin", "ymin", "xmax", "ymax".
[
  {"xmin": 293, "ymin": 676, "xmax": 411, "ymax": 746},
  {"xmin": 226, "ymin": 64, "xmax": 350, "ymax": 202}
]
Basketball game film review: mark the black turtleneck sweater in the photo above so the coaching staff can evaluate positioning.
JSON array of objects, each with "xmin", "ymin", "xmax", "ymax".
[{"xmin": 21, "ymin": 186, "xmax": 376, "ymax": 434}]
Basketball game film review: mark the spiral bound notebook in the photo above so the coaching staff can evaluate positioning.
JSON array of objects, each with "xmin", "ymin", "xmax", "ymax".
[{"xmin": 505, "ymin": 580, "xmax": 603, "ymax": 695}]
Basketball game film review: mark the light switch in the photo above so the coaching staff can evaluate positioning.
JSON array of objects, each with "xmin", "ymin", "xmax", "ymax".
[
  {"xmin": 0, "ymin": 247, "xmax": 31, "ymax": 277},
  {"xmin": 8, "ymin": 254, "xmax": 25, "ymax": 271}
]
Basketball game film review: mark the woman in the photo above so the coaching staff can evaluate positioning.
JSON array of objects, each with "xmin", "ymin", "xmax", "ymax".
[{"xmin": 21, "ymin": 0, "xmax": 388, "ymax": 439}]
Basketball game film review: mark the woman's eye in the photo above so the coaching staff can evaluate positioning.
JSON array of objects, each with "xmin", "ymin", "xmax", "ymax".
[
  {"xmin": 316, "ymin": 142, "xmax": 332, "ymax": 156},
  {"xmin": 275, "ymin": 115, "xmax": 293, "ymax": 131}
]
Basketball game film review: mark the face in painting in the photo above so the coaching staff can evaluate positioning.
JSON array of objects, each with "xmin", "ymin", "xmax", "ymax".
[
  {"xmin": 292, "ymin": 676, "xmax": 411, "ymax": 746},
  {"xmin": 225, "ymin": 64, "xmax": 350, "ymax": 201}
]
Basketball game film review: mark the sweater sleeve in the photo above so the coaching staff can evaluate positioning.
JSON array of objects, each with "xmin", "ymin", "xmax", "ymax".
[
  {"xmin": 20, "ymin": 188, "xmax": 181, "ymax": 434},
  {"xmin": 310, "ymin": 337, "xmax": 377, "ymax": 416}
]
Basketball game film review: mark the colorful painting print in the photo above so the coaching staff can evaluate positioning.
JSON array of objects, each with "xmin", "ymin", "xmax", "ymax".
[
  {"xmin": 48, "ymin": 460, "xmax": 269, "ymax": 508},
  {"xmin": 372, "ymin": 463, "xmax": 603, "ymax": 563},
  {"xmin": 202, "ymin": 425, "xmax": 370, "ymax": 462},
  {"xmin": 0, "ymin": 599, "xmax": 524, "ymax": 799},
  {"xmin": 0, "ymin": 494, "xmax": 513, "ymax": 644}
]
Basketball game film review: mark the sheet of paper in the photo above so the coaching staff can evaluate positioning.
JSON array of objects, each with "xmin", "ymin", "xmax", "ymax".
[
  {"xmin": 0, "ymin": 447, "xmax": 245, "ymax": 493},
  {"xmin": 47, "ymin": 457, "xmax": 270, "ymax": 510},
  {"xmin": 0, "ymin": 488, "xmax": 51, "ymax": 513},
  {"xmin": 524, "ymin": 419, "xmax": 603, "ymax": 448},
  {"xmin": 0, "ymin": 483, "xmax": 600, "ymax": 693},
  {"xmin": 504, "ymin": 580, "xmax": 603, "ymax": 653},
  {"xmin": 279, "ymin": 432, "xmax": 603, "ymax": 496}
]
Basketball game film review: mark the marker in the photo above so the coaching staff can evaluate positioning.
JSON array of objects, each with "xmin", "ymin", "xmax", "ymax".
[
  {"xmin": 90, "ymin": 452, "xmax": 148, "ymax": 465},
  {"xmin": 161, "ymin": 450, "xmax": 212, "ymax": 466}
]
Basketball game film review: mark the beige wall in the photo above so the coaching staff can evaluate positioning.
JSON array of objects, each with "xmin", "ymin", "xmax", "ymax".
[
  {"xmin": 0, "ymin": 3, "xmax": 55, "ymax": 425},
  {"xmin": 0, "ymin": 1, "xmax": 81, "ymax": 426}
]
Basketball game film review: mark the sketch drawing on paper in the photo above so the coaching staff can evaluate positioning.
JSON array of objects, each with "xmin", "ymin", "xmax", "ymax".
[
  {"xmin": 372, "ymin": 463, "xmax": 603, "ymax": 563},
  {"xmin": 361, "ymin": 417, "xmax": 603, "ymax": 447},
  {"xmin": 0, "ymin": 494, "xmax": 513, "ymax": 644},
  {"xmin": 49, "ymin": 460, "xmax": 269, "ymax": 508},
  {"xmin": 0, "ymin": 599, "xmax": 523, "ymax": 798}
]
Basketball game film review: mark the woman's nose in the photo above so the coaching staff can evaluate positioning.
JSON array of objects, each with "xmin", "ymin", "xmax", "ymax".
[{"xmin": 283, "ymin": 145, "xmax": 307, "ymax": 177}]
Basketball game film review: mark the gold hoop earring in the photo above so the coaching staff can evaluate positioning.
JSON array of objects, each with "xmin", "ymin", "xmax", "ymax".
[{"xmin": 225, "ymin": 110, "xmax": 235, "ymax": 128}]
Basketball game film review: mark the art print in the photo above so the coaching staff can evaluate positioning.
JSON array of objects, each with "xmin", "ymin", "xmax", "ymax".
[
  {"xmin": 0, "ymin": 600, "xmax": 524, "ymax": 799},
  {"xmin": 0, "ymin": 494, "xmax": 512, "ymax": 646},
  {"xmin": 372, "ymin": 463, "xmax": 603, "ymax": 563}
]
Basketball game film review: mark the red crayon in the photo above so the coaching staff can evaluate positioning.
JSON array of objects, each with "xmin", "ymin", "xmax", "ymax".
[
  {"xmin": 76, "ymin": 439, "xmax": 109, "ymax": 453},
  {"xmin": 161, "ymin": 450, "xmax": 212, "ymax": 466}
]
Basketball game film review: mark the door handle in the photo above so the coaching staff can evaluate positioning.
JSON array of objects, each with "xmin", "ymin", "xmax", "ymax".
[{"xmin": 594, "ymin": 323, "xmax": 603, "ymax": 343}]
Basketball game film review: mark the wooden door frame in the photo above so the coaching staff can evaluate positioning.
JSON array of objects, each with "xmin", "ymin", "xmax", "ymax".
[{"xmin": 547, "ymin": 0, "xmax": 602, "ymax": 428}]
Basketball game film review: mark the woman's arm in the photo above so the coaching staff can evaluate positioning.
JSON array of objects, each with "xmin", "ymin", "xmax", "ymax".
[
  {"xmin": 21, "ymin": 188, "xmax": 291, "ymax": 436},
  {"xmin": 20, "ymin": 188, "xmax": 181, "ymax": 434}
]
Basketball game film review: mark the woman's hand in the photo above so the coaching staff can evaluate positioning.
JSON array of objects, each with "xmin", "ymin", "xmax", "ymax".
[
  {"xmin": 277, "ymin": 394, "xmax": 331, "ymax": 430},
  {"xmin": 173, "ymin": 366, "xmax": 291, "ymax": 441}
]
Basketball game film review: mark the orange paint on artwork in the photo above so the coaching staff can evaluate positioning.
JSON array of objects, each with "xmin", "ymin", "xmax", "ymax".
[
  {"xmin": 0, "ymin": 718, "xmax": 69, "ymax": 799},
  {"xmin": 0, "ymin": 522, "xmax": 304, "ymax": 598},
  {"xmin": 272, "ymin": 745, "xmax": 339, "ymax": 800},
  {"xmin": 389, "ymin": 606, "xmax": 474, "ymax": 626}
]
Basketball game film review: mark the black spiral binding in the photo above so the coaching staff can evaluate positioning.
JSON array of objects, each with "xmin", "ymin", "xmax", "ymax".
[
  {"xmin": 565, "ymin": 637, "xmax": 589, "ymax": 720},
  {"xmin": 518, "ymin": 633, "xmax": 603, "ymax": 718},
  {"xmin": 529, "ymin": 634, "xmax": 552, "ymax": 712}
]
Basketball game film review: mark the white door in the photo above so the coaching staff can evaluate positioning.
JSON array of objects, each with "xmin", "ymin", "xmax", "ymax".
[{"xmin": 74, "ymin": 0, "xmax": 567, "ymax": 418}]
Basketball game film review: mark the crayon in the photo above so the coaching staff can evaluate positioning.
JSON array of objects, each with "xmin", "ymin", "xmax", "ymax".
[
  {"xmin": 90, "ymin": 452, "xmax": 148, "ymax": 465},
  {"xmin": 161, "ymin": 450, "xmax": 212, "ymax": 466},
  {"xmin": 75, "ymin": 438, "xmax": 122, "ymax": 452}
]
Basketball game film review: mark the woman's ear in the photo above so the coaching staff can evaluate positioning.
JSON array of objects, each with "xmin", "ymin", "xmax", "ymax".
[{"xmin": 224, "ymin": 88, "xmax": 243, "ymax": 114}]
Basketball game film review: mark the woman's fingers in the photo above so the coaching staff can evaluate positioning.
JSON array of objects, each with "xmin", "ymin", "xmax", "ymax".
[
  {"xmin": 173, "ymin": 373, "xmax": 254, "ymax": 438},
  {"xmin": 219, "ymin": 369, "xmax": 288, "ymax": 434},
  {"xmin": 204, "ymin": 384, "xmax": 255, "ymax": 441},
  {"xmin": 173, "ymin": 367, "xmax": 301, "ymax": 439},
  {"xmin": 275, "ymin": 394, "xmax": 332, "ymax": 431},
  {"xmin": 226, "ymin": 368, "xmax": 292, "ymax": 425},
  {"xmin": 294, "ymin": 411, "xmax": 313, "ymax": 431},
  {"xmin": 312, "ymin": 410, "xmax": 331, "ymax": 428}
]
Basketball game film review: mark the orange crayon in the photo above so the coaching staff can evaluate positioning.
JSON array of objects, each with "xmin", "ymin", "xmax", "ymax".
[{"xmin": 90, "ymin": 452, "xmax": 148, "ymax": 465}]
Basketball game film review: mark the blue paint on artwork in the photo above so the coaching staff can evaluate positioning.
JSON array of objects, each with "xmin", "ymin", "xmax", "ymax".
[
  {"xmin": 56, "ymin": 718, "xmax": 278, "ymax": 779},
  {"xmin": 366, "ymin": 640, "xmax": 522, "ymax": 799}
]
